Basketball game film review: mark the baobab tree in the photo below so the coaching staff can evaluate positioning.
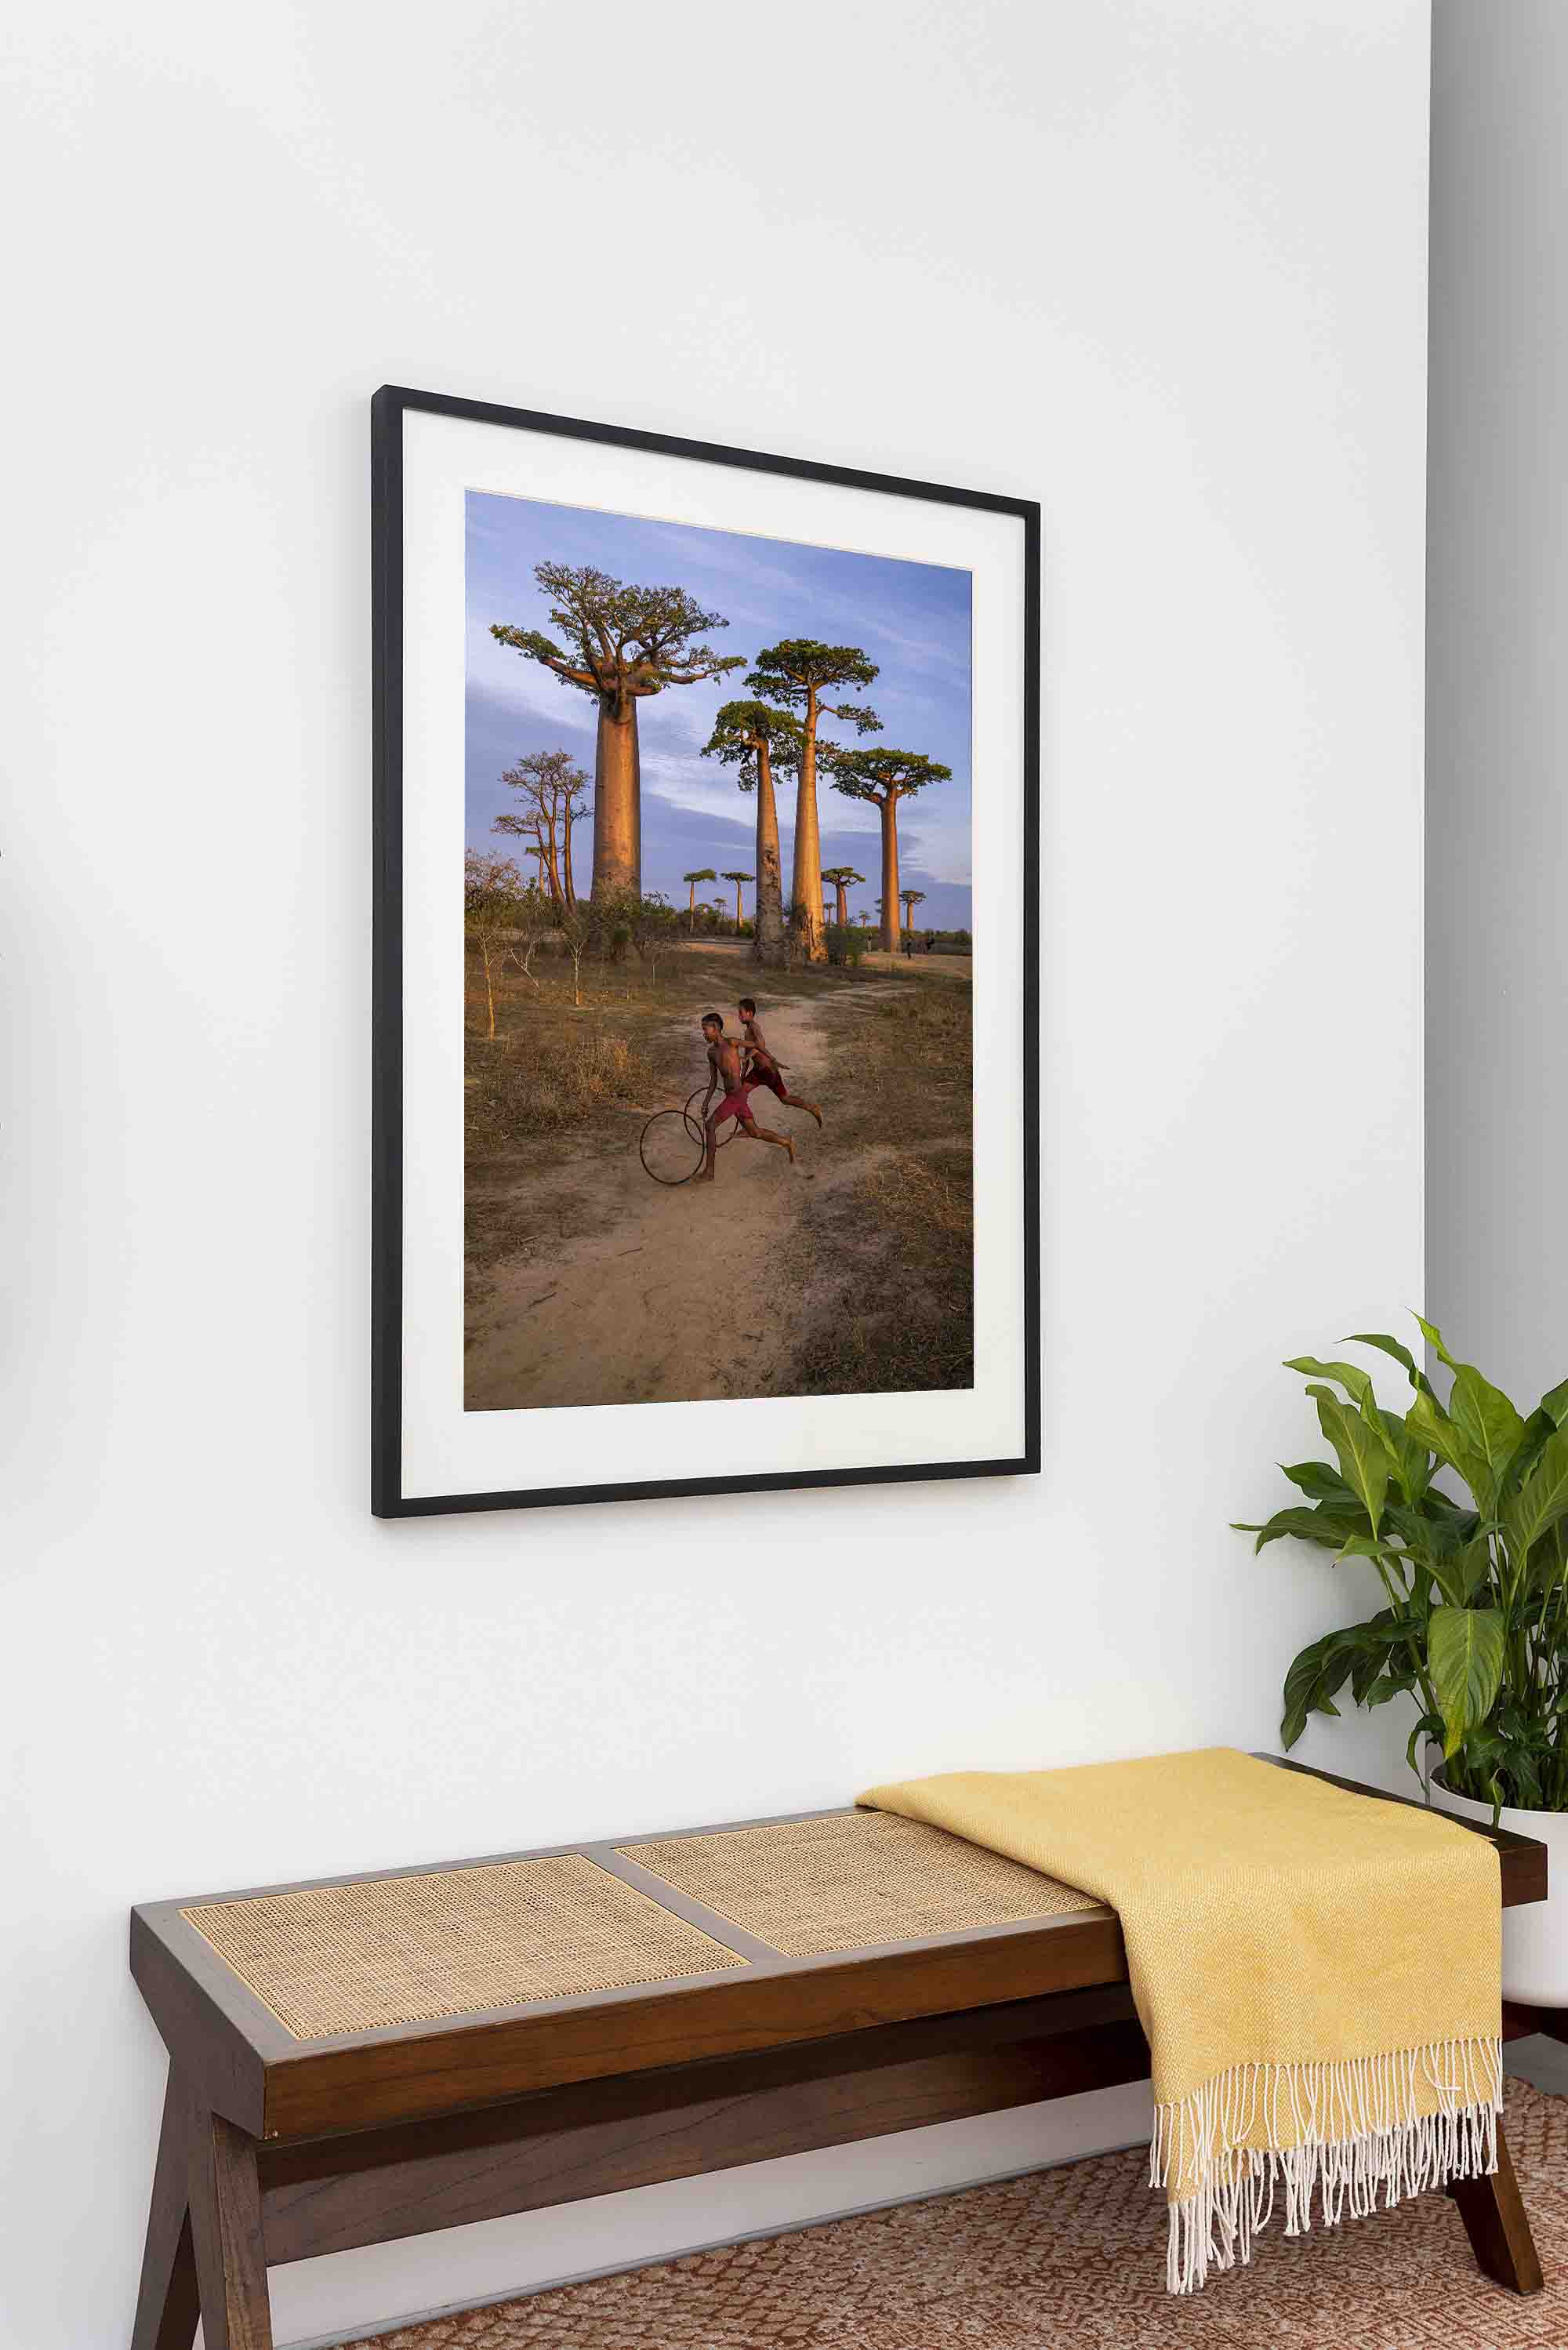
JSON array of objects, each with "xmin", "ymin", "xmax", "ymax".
[
  {"xmin": 682, "ymin": 867, "xmax": 717, "ymax": 931},
  {"xmin": 745, "ymin": 642, "xmax": 880, "ymax": 964},
  {"xmin": 899, "ymin": 888, "xmax": 927, "ymax": 938},
  {"xmin": 492, "ymin": 748, "xmax": 589, "ymax": 908},
  {"xmin": 700, "ymin": 700, "xmax": 804, "ymax": 967},
  {"xmin": 464, "ymin": 848, "xmax": 524, "ymax": 1041},
  {"xmin": 821, "ymin": 866, "xmax": 866, "ymax": 928},
  {"xmin": 722, "ymin": 870, "xmax": 753, "ymax": 927},
  {"xmin": 827, "ymin": 748, "xmax": 952, "ymax": 951},
  {"xmin": 491, "ymin": 565, "xmax": 743, "ymax": 897}
]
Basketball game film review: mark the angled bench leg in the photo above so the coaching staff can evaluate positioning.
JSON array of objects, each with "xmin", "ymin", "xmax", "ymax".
[
  {"xmin": 131, "ymin": 2072, "xmax": 201, "ymax": 2350},
  {"xmin": 187, "ymin": 2101, "xmax": 274, "ymax": 2349},
  {"xmin": 1448, "ymin": 2121, "xmax": 1544, "ymax": 2294}
]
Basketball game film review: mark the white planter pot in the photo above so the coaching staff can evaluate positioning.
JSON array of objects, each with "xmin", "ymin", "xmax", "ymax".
[{"xmin": 1431, "ymin": 1770, "xmax": 1568, "ymax": 2007}]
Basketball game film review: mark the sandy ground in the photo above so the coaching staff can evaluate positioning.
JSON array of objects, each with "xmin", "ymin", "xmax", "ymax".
[{"xmin": 464, "ymin": 991, "xmax": 869, "ymax": 1411}]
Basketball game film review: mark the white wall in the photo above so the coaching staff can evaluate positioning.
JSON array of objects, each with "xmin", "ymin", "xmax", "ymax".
[
  {"xmin": 1428, "ymin": 0, "xmax": 1568, "ymax": 1400},
  {"xmin": 0, "ymin": 5, "xmax": 1429, "ymax": 2344}
]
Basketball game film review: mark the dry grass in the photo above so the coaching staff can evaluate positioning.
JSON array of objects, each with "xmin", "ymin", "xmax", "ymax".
[{"xmin": 780, "ymin": 977, "xmax": 974, "ymax": 1398}]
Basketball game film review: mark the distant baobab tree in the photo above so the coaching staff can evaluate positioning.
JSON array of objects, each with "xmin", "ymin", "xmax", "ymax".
[
  {"xmin": 744, "ymin": 642, "xmax": 880, "ymax": 964},
  {"xmin": 722, "ymin": 870, "xmax": 753, "ymax": 927},
  {"xmin": 899, "ymin": 888, "xmax": 927, "ymax": 936},
  {"xmin": 820, "ymin": 866, "xmax": 866, "ymax": 928},
  {"xmin": 491, "ymin": 565, "xmax": 744, "ymax": 898},
  {"xmin": 682, "ymin": 867, "xmax": 717, "ymax": 930},
  {"xmin": 464, "ymin": 848, "xmax": 524, "ymax": 1041},
  {"xmin": 700, "ymin": 701, "xmax": 804, "ymax": 967},
  {"xmin": 827, "ymin": 749, "xmax": 952, "ymax": 951},
  {"xmin": 492, "ymin": 748, "xmax": 589, "ymax": 908}
]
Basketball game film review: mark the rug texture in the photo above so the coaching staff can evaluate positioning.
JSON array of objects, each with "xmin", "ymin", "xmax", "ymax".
[
  {"xmin": 860, "ymin": 1749, "xmax": 1502, "ymax": 2289},
  {"xmin": 343, "ymin": 2077, "xmax": 1566, "ymax": 2348}
]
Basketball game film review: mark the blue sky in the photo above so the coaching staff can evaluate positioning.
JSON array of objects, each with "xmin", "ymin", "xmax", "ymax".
[{"xmin": 465, "ymin": 492, "xmax": 973, "ymax": 928}]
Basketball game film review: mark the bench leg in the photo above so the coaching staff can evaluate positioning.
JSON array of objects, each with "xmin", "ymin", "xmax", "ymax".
[
  {"xmin": 187, "ymin": 2101, "xmax": 274, "ymax": 2350},
  {"xmin": 1448, "ymin": 2120, "xmax": 1544, "ymax": 2294},
  {"xmin": 131, "ymin": 2072, "xmax": 201, "ymax": 2350}
]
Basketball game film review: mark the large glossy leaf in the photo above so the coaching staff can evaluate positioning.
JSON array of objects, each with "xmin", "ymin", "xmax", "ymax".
[
  {"xmin": 1344, "ymin": 1331, "xmax": 1436, "ymax": 1400},
  {"xmin": 1279, "ymin": 1625, "xmax": 1367, "ymax": 1749},
  {"xmin": 1285, "ymin": 1357, "xmax": 1377, "ymax": 1413},
  {"xmin": 1308, "ymin": 1386, "xmax": 1388, "ymax": 1535},
  {"xmin": 1428, "ymin": 1606, "xmax": 1505, "ymax": 1759},
  {"xmin": 1407, "ymin": 1391, "xmax": 1491, "ymax": 1509},
  {"xmin": 1449, "ymin": 1366, "xmax": 1526, "ymax": 1502},
  {"xmin": 1502, "ymin": 1428, "xmax": 1568, "ymax": 1563},
  {"xmin": 1541, "ymin": 1377, "xmax": 1568, "ymax": 1429}
]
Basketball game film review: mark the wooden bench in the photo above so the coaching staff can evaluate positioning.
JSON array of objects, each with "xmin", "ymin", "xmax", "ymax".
[{"xmin": 129, "ymin": 1761, "xmax": 1550, "ymax": 2348}]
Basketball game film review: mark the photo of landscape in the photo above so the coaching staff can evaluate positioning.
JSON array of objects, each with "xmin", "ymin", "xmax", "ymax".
[{"xmin": 462, "ymin": 489, "xmax": 975, "ymax": 1414}]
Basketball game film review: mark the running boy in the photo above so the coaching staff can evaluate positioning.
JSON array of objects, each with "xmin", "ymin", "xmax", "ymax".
[
  {"xmin": 737, "ymin": 997, "xmax": 822, "ymax": 1127},
  {"xmin": 697, "ymin": 1012, "xmax": 794, "ymax": 1183}
]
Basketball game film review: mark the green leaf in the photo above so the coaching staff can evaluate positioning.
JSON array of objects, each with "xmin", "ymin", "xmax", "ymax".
[
  {"xmin": 1285, "ymin": 1357, "xmax": 1377, "ymax": 1413},
  {"xmin": 1428, "ymin": 1606, "xmax": 1506, "ymax": 1759},
  {"xmin": 1336, "ymin": 1534, "xmax": 1388, "ymax": 1563},
  {"xmin": 1449, "ymin": 1366, "xmax": 1526, "ymax": 1503},
  {"xmin": 1374, "ymin": 1406, "xmax": 1432, "ymax": 1502},
  {"xmin": 1407, "ymin": 1391, "xmax": 1491, "ymax": 1509},
  {"xmin": 1279, "ymin": 1627, "xmax": 1363, "ymax": 1749},
  {"xmin": 1344, "ymin": 1331, "xmax": 1436, "ymax": 1400},
  {"xmin": 1308, "ymin": 1386, "xmax": 1388, "ymax": 1535},
  {"xmin": 1541, "ymin": 1377, "xmax": 1568, "ymax": 1430},
  {"xmin": 1502, "ymin": 1428, "xmax": 1568, "ymax": 1563},
  {"xmin": 1454, "ymin": 1531, "xmax": 1496, "ymax": 1604},
  {"xmin": 1414, "ymin": 1314, "xmax": 1460, "ymax": 1371},
  {"xmin": 1233, "ymin": 1505, "xmax": 1367, "ymax": 1555},
  {"xmin": 1280, "ymin": 1460, "xmax": 1359, "ymax": 1505}
]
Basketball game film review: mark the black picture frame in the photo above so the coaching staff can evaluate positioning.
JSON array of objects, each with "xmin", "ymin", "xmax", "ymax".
[{"xmin": 372, "ymin": 381, "xmax": 1040, "ymax": 1516}]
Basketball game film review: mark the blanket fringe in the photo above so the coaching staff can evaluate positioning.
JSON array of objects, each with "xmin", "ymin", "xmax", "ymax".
[{"xmin": 1149, "ymin": 2036, "xmax": 1503, "ymax": 2294}]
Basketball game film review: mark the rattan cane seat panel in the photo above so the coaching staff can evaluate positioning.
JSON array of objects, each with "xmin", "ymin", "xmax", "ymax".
[
  {"xmin": 622, "ymin": 1811, "xmax": 1102, "ymax": 1957},
  {"xmin": 181, "ymin": 1854, "xmax": 746, "ymax": 2040}
]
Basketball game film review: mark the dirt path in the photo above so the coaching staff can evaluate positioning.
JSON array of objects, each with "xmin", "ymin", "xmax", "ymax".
[{"xmin": 464, "ymin": 993, "xmax": 866, "ymax": 1411}]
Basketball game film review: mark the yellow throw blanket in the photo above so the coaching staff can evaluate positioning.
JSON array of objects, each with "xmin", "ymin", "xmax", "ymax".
[{"xmin": 859, "ymin": 1748, "xmax": 1502, "ymax": 2292}]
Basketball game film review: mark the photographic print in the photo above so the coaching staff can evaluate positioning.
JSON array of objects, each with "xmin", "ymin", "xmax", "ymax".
[{"xmin": 373, "ymin": 387, "xmax": 1037, "ymax": 1513}]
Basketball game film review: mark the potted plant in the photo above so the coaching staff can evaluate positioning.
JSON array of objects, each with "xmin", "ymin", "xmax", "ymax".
[{"xmin": 1236, "ymin": 1317, "xmax": 1568, "ymax": 2003}]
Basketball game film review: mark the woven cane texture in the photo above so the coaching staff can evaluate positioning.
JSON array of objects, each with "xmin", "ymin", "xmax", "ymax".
[
  {"xmin": 181, "ymin": 1855, "xmax": 746, "ymax": 2039},
  {"xmin": 621, "ymin": 1810, "xmax": 1101, "ymax": 1956},
  {"xmin": 340, "ymin": 2077, "xmax": 1568, "ymax": 2348}
]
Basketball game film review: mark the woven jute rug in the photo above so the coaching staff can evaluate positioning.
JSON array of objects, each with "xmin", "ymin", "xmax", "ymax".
[
  {"xmin": 623, "ymin": 1811, "xmax": 1101, "ymax": 1956},
  {"xmin": 340, "ymin": 2077, "xmax": 1568, "ymax": 2348}
]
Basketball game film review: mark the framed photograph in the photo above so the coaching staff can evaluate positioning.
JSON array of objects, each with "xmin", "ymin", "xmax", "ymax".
[{"xmin": 372, "ymin": 383, "xmax": 1039, "ymax": 1516}]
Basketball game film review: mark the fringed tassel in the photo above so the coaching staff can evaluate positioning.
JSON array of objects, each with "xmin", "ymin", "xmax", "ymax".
[{"xmin": 1148, "ymin": 2036, "xmax": 1503, "ymax": 2294}]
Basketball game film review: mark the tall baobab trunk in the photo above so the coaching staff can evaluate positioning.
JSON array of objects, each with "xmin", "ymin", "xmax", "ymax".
[
  {"xmin": 832, "ymin": 877, "xmax": 850, "ymax": 926},
  {"xmin": 733, "ymin": 877, "xmax": 746, "ymax": 925},
  {"xmin": 593, "ymin": 697, "xmax": 641, "ymax": 896},
  {"xmin": 791, "ymin": 699, "xmax": 827, "ymax": 964},
  {"xmin": 562, "ymin": 801, "xmax": 578, "ymax": 907},
  {"xmin": 752, "ymin": 745, "xmax": 788, "ymax": 967},
  {"xmin": 879, "ymin": 796, "xmax": 901, "ymax": 953}
]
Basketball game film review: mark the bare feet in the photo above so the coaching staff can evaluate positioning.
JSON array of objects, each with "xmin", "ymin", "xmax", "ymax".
[
  {"xmin": 696, "ymin": 1169, "xmax": 715, "ymax": 1183},
  {"xmin": 785, "ymin": 1138, "xmax": 796, "ymax": 1165},
  {"xmin": 807, "ymin": 1103, "xmax": 823, "ymax": 1128}
]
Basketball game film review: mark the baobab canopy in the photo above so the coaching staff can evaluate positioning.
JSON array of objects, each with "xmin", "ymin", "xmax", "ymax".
[
  {"xmin": 828, "ymin": 746, "xmax": 952, "ymax": 953},
  {"xmin": 742, "ymin": 641, "xmax": 882, "ymax": 966},
  {"xmin": 491, "ymin": 561, "xmax": 744, "ymax": 899}
]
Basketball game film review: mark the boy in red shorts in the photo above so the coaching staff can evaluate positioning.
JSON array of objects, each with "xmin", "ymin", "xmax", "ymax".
[
  {"xmin": 697, "ymin": 1012, "xmax": 794, "ymax": 1183},
  {"xmin": 737, "ymin": 997, "xmax": 822, "ymax": 1127}
]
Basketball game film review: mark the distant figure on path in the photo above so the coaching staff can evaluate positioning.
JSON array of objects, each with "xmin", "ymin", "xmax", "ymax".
[
  {"xmin": 697, "ymin": 1013, "xmax": 794, "ymax": 1183},
  {"xmin": 738, "ymin": 997, "xmax": 822, "ymax": 1128}
]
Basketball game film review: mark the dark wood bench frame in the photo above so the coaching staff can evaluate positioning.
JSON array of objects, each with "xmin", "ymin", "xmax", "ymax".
[{"xmin": 129, "ymin": 1761, "xmax": 1551, "ymax": 2348}]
